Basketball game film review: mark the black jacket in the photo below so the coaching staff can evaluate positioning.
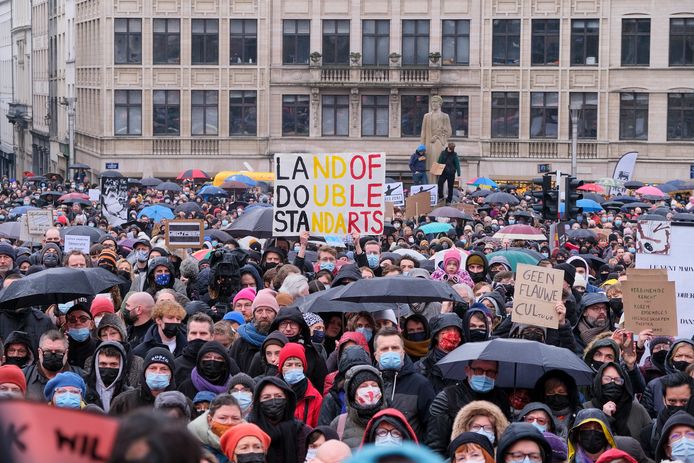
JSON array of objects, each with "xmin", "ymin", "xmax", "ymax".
[
  {"xmin": 132, "ymin": 323, "xmax": 187, "ymax": 358},
  {"xmin": 174, "ymin": 339, "xmax": 205, "ymax": 386},
  {"xmin": 67, "ymin": 335, "xmax": 99, "ymax": 370},
  {"xmin": 247, "ymin": 331, "xmax": 289, "ymax": 378},
  {"xmin": 84, "ymin": 341, "xmax": 133, "ymax": 410},
  {"xmin": 0, "ymin": 309, "xmax": 55, "ymax": 351}
]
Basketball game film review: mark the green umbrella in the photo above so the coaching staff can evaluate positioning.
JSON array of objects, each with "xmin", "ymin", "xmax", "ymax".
[{"xmin": 486, "ymin": 248, "xmax": 542, "ymax": 272}]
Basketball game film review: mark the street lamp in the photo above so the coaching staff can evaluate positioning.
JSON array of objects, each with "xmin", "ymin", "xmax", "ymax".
[{"xmin": 569, "ymin": 100, "xmax": 582, "ymax": 177}]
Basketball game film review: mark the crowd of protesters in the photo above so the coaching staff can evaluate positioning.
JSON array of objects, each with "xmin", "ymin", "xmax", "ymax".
[{"xmin": 0, "ymin": 167, "xmax": 692, "ymax": 463}]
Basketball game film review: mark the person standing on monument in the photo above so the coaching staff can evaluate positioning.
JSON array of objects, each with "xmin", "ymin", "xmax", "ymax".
[
  {"xmin": 437, "ymin": 142, "xmax": 461, "ymax": 205},
  {"xmin": 409, "ymin": 145, "xmax": 429, "ymax": 186}
]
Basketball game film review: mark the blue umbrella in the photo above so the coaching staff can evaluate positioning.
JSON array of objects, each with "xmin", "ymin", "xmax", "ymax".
[
  {"xmin": 417, "ymin": 222, "xmax": 453, "ymax": 234},
  {"xmin": 468, "ymin": 177, "xmax": 498, "ymax": 188},
  {"xmin": 225, "ymin": 174, "xmax": 257, "ymax": 187},
  {"xmin": 198, "ymin": 185, "xmax": 228, "ymax": 197},
  {"xmin": 9, "ymin": 206, "xmax": 39, "ymax": 216},
  {"xmin": 559, "ymin": 199, "xmax": 603, "ymax": 213},
  {"xmin": 138, "ymin": 205, "xmax": 174, "ymax": 223}
]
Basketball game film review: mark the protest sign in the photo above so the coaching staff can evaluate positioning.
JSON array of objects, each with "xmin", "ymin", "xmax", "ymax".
[
  {"xmin": 410, "ymin": 184, "xmax": 438, "ymax": 207},
  {"xmin": 384, "ymin": 182, "xmax": 404, "ymax": 206},
  {"xmin": 18, "ymin": 215, "xmax": 32, "ymax": 243},
  {"xmin": 430, "ymin": 163, "xmax": 445, "ymax": 176},
  {"xmin": 512, "ymin": 264, "xmax": 563, "ymax": 329},
  {"xmin": 635, "ymin": 219, "xmax": 671, "ymax": 254},
  {"xmin": 273, "ymin": 153, "xmax": 385, "ymax": 237},
  {"xmin": 101, "ymin": 177, "xmax": 128, "ymax": 226},
  {"xmin": 26, "ymin": 209, "xmax": 53, "ymax": 235},
  {"xmin": 404, "ymin": 191, "xmax": 432, "ymax": 219},
  {"xmin": 623, "ymin": 278, "xmax": 677, "ymax": 336},
  {"xmin": 88, "ymin": 189, "xmax": 100, "ymax": 202},
  {"xmin": 324, "ymin": 235, "xmax": 346, "ymax": 248},
  {"xmin": 64, "ymin": 235, "xmax": 92, "ymax": 254},
  {"xmin": 166, "ymin": 220, "xmax": 204, "ymax": 248},
  {"xmin": 384, "ymin": 202, "xmax": 395, "ymax": 221},
  {"xmin": 0, "ymin": 400, "xmax": 118, "ymax": 463},
  {"xmin": 457, "ymin": 203, "xmax": 476, "ymax": 217}
]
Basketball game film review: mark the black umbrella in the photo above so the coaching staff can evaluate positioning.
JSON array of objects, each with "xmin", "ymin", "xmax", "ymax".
[
  {"xmin": 61, "ymin": 198, "xmax": 91, "ymax": 207},
  {"xmin": 484, "ymin": 192, "xmax": 519, "ymax": 205},
  {"xmin": 0, "ymin": 222, "xmax": 20, "ymax": 239},
  {"xmin": 68, "ymin": 163, "xmax": 91, "ymax": 170},
  {"xmin": 39, "ymin": 191, "xmax": 61, "ymax": 200},
  {"xmin": 331, "ymin": 276, "xmax": 465, "ymax": 304},
  {"xmin": 156, "ymin": 181, "xmax": 182, "ymax": 192},
  {"xmin": 612, "ymin": 195, "xmax": 639, "ymax": 203},
  {"xmin": 601, "ymin": 201, "xmax": 624, "ymax": 210},
  {"xmin": 99, "ymin": 171, "xmax": 123, "ymax": 178},
  {"xmin": 0, "ymin": 267, "xmax": 125, "ymax": 310},
  {"xmin": 224, "ymin": 207, "xmax": 273, "ymax": 238},
  {"xmin": 205, "ymin": 229, "xmax": 233, "ymax": 243},
  {"xmin": 580, "ymin": 193, "xmax": 605, "ymax": 204},
  {"xmin": 673, "ymin": 212, "xmax": 694, "ymax": 223},
  {"xmin": 174, "ymin": 202, "xmax": 202, "ymax": 215},
  {"xmin": 624, "ymin": 181, "xmax": 644, "ymax": 190},
  {"xmin": 61, "ymin": 225, "xmax": 106, "ymax": 243},
  {"xmin": 290, "ymin": 286, "xmax": 400, "ymax": 314},
  {"xmin": 639, "ymin": 213, "xmax": 667, "ymax": 221},
  {"xmin": 500, "ymin": 184, "xmax": 518, "ymax": 191},
  {"xmin": 567, "ymin": 229, "xmax": 597, "ymax": 241},
  {"xmin": 649, "ymin": 207, "xmax": 671, "ymax": 218},
  {"xmin": 141, "ymin": 177, "xmax": 163, "ymax": 187},
  {"xmin": 429, "ymin": 206, "xmax": 473, "ymax": 220},
  {"xmin": 642, "ymin": 194, "xmax": 668, "ymax": 202},
  {"xmin": 24, "ymin": 176, "xmax": 46, "ymax": 183},
  {"xmin": 469, "ymin": 189, "xmax": 491, "ymax": 198},
  {"xmin": 127, "ymin": 178, "xmax": 142, "ymax": 186},
  {"xmin": 621, "ymin": 202, "xmax": 650, "ymax": 210}
]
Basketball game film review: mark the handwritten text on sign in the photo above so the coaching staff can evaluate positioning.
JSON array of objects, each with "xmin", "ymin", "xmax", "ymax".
[
  {"xmin": 512, "ymin": 264, "xmax": 563, "ymax": 329},
  {"xmin": 273, "ymin": 153, "xmax": 385, "ymax": 236}
]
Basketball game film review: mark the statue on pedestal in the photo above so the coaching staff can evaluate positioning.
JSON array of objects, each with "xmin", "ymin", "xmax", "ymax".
[{"xmin": 420, "ymin": 95, "xmax": 452, "ymax": 173}]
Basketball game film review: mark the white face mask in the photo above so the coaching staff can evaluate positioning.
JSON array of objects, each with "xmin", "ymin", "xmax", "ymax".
[
  {"xmin": 374, "ymin": 434, "xmax": 403, "ymax": 447},
  {"xmin": 304, "ymin": 448, "xmax": 317, "ymax": 463}
]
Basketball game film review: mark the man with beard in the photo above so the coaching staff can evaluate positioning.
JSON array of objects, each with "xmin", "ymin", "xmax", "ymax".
[
  {"xmin": 572, "ymin": 293, "xmax": 611, "ymax": 351},
  {"xmin": 0, "ymin": 243, "xmax": 17, "ymax": 285},
  {"xmin": 23, "ymin": 330, "xmax": 84, "ymax": 401},
  {"xmin": 229, "ymin": 288, "xmax": 279, "ymax": 373}
]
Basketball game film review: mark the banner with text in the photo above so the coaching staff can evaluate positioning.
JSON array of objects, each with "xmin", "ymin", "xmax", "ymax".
[
  {"xmin": 101, "ymin": 177, "xmax": 129, "ymax": 227},
  {"xmin": 512, "ymin": 264, "xmax": 563, "ymax": 329},
  {"xmin": 273, "ymin": 153, "xmax": 385, "ymax": 236}
]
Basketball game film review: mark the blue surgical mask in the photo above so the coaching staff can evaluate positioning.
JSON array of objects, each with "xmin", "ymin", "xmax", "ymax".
[
  {"xmin": 508, "ymin": 219, "xmax": 515, "ymax": 225},
  {"xmin": 378, "ymin": 352, "xmax": 403, "ymax": 370},
  {"xmin": 294, "ymin": 245, "xmax": 301, "ymax": 253},
  {"xmin": 530, "ymin": 421, "xmax": 547, "ymax": 433},
  {"xmin": 628, "ymin": 247, "xmax": 636, "ymax": 254},
  {"xmin": 374, "ymin": 434, "xmax": 403, "ymax": 447},
  {"xmin": 476, "ymin": 428, "xmax": 495, "ymax": 445},
  {"xmin": 55, "ymin": 391, "xmax": 82, "ymax": 409},
  {"xmin": 614, "ymin": 220, "xmax": 622, "ymax": 227},
  {"xmin": 320, "ymin": 261, "xmax": 335, "ymax": 272},
  {"xmin": 136, "ymin": 250, "xmax": 149, "ymax": 262},
  {"xmin": 601, "ymin": 217, "xmax": 607, "ymax": 223},
  {"xmin": 311, "ymin": 330, "xmax": 325, "ymax": 344},
  {"xmin": 508, "ymin": 457, "xmax": 532, "ymax": 463},
  {"xmin": 58, "ymin": 302, "xmax": 74, "ymax": 314},
  {"xmin": 154, "ymin": 273, "xmax": 171, "ymax": 286},
  {"xmin": 367, "ymin": 254, "xmax": 380, "ymax": 269},
  {"xmin": 68, "ymin": 327, "xmax": 91, "ymax": 342},
  {"xmin": 145, "ymin": 372, "xmax": 170, "ymax": 391},
  {"xmin": 211, "ymin": 240, "xmax": 219, "ymax": 247},
  {"xmin": 469, "ymin": 374, "xmax": 495, "ymax": 393},
  {"xmin": 283, "ymin": 368, "xmax": 305, "ymax": 385},
  {"xmin": 231, "ymin": 391, "xmax": 253, "ymax": 411},
  {"xmin": 356, "ymin": 327, "xmax": 373, "ymax": 343},
  {"xmin": 671, "ymin": 437, "xmax": 694, "ymax": 463},
  {"xmin": 221, "ymin": 220, "xmax": 229, "ymax": 227}
]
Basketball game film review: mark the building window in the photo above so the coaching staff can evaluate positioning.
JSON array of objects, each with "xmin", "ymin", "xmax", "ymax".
[
  {"xmin": 670, "ymin": 18, "xmax": 694, "ymax": 66},
  {"xmin": 530, "ymin": 92, "xmax": 558, "ymax": 139},
  {"xmin": 322, "ymin": 95, "xmax": 349, "ymax": 136},
  {"xmin": 531, "ymin": 19, "xmax": 559, "ymax": 66},
  {"xmin": 153, "ymin": 19, "xmax": 180, "ymax": 65},
  {"xmin": 282, "ymin": 95, "xmax": 310, "ymax": 136},
  {"xmin": 402, "ymin": 20, "xmax": 430, "ymax": 65},
  {"xmin": 230, "ymin": 91, "xmax": 257, "ymax": 136},
  {"xmin": 191, "ymin": 90, "xmax": 218, "ymax": 136},
  {"xmin": 442, "ymin": 96, "xmax": 469, "ymax": 138},
  {"xmin": 401, "ymin": 95, "xmax": 429, "ymax": 137},
  {"xmin": 322, "ymin": 20, "xmax": 350, "ymax": 65},
  {"xmin": 362, "ymin": 20, "xmax": 390, "ymax": 66},
  {"xmin": 230, "ymin": 19, "xmax": 257, "ymax": 64},
  {"xmin": 153, "ymin": 90, "xmax": 180, "ymax": 136},
  {"xmin": 571, "ymin": 19, "xmax": 599, "ymax": 65},
  {"xmin": 621, "ymin": 18, "xmax": 650, "ymax": 66},
  {"xmin": 492, "ymin": 19, "xmax": 520, "ymax": 66},
  {"xmin": 114, "ymin": 90, "xmax": 142, "ymax": 135},
  {"xmin": 491, "ymin": 92, "xmax": 519, "ymax": 138},
  {"xmin": 442, "ymin": 20, "xmax": 470, "ymax": 66},
  {"xmin": 569, "ymin": 93, "xmax": 598, "ymax": 139},
  {"xmin": 114, "ymin": 18, "xmax": 141, "ymax": 64},
  {"xmin": 361, "ymin": 95, "xmax": 389, "ymax": 136},
  {"xmin": 619, "ymin": 93, "xmax": 648, "ymax": 140},
  {"xmin": 283, "ymin": 20, "xmax": 310, "ymax": 64},
  {"xmin": 667, "ymin": 93, "xmax": 694, "ymax": 140},
  {"xmin": 191, "ymin": 19, "xmax": 219, "ymax": 65}
]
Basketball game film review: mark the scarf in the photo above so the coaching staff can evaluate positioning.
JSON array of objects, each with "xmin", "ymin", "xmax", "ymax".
[
  {"xmin": 577, "ymin": 318, "xmax": 608, "ymax": 345},
  {"xmin": 404, "ymin": 338, "xmax": 430, "ymax": 359},
  {"xmin": 191, "ymin": 367, "xmax": 232, "ymax": 394},
  {"xmin": 237, "ymin": 322, "xmax": 267, "ymax": 347}
]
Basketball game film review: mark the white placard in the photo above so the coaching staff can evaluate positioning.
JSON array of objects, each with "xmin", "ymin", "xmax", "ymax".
[
  {"xmin": 88, "ymin": 189, "xmax": 100, "ymax": 202},
  {"xmin": 410, "ymin": 184, "xmax": 438, "ymax": 207},
  {"xmin": 64, "ymin": 235, "xmax": 92, "ymax": 254},
  {"xmin": 384, "ymin": 182, "xmax": 404, "ymax": 206}
]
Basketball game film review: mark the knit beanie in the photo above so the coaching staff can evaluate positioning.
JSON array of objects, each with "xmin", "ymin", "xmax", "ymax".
[
  {"xmin": 0, "ymin": 243, "xmax": 16, "ymax": 261},
  {"xmin": 252, "ymin": 288, "xmax": 279, "ymax": 314},
  {"xmin": 98, "ymin": 248, "xmax": 118, "ymax": 269},
  {"xmin": 144, "ymin": 347, "xmax": 175, "ymax": 371},
  {"xmin": 193, "ymin": 391, "xmax": 216, "ymax": 404},
  {"xmin": 444, "ymin": 248, "xmax": 462, "ymax": 267},
  {"xmin": 0, "ymin": 364, "xmax": 27, "ymax": 395},
  {"xmin": 90, "ymin": 295, "xmax": 115, "ymax": 318},
  {"xmin": 278, "ymin": 343, "xmax": 307, "ymax": 372},
  {"xmin": 302, "ymin": 312, "xmax": 323, "ymax": 328},
  {"xmin": 347, "ymin": 367, "xmax": 382, "ymax": 401},
  {"xmin": 44, "ymin": 371, "xmax": 86, "ymax": 401},
  {"xmin": 449, "ymin": 432, "xmax": 494, "ymax": 462},
  {"xmin": 97, "ymin": 312, "xmax": 127, "ymax": 340},
  {"xmin": 465, "ymin": 253, "xmax": 484, "ymax": 268},
  {"xmin": 233, "ymin": 287, "xmax": 256, "ymax": 306},
  {"xmin": 220, "ymin": 423, "xmax": 271, "ymax": 458},
  {"xmin": 554, "ymin": 263, "xmax": 576, "ymax": 287},
  {"xmin": 228, "ymin": 373, "xmax": 255, "ymax": 392}
]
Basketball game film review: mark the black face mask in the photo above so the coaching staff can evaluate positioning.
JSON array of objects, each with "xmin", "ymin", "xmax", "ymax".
[
  {"xmin": 99, "ymin": 367, "xmax": 119, "ymax": 386},
  {"xmin": 408, "ymin": 332, "xmax": 427, "ymax": 342},
  {"xmin": 502, "ymin": 284, "xmax": 515, "ymax": 298},
  {"xmin": 651, "ymin": 350, "xmax": 668, "ymax": 367},
  {"xmin": 4, "ymin": 355, "xmax": 30, "ymax": 368},
  {"xmin": 262, "ymin": 262, "xmax": 278, "ymax": 273},
  {"xmin": 673, "ymin": 360, "xmax": 691, "ymax": 372},
  {"xmin": 601, "ymin": 383, "xmax": 623, "ymax": 402},
  {"xmin": 590, "ymin": 360, "xmax": 604, "ymax": 373},
  {"xmin": 199, "ymin": 359, "xmax": 227, "ymax": 380},
  {"xmin": 521, "ymin": 329, "xmax": 545, "ymax": 343},
  {"xmin": 162, "ymin": 323, "xmax": 180, "ymax": 339},
  {"xmin": 42, "ymin": 352, "xmax": 65, "ymax": 372},
  {"xmin": 578, "ymin": 429, "xmax": 608, "ymax": 454},
  {"xmin": 545, "ymin": 394, "xmax": 570, "ymax": 411},
  {"xmin": 117, "ymin": 269, "xmax": 131, "ymax": 281},
  {"xmin": 666, "ymin": 404, "xmax": 685, "ymax": 416},
  {"xmin": 609, "ymin": 298, "xmax": 623, "ymax": 316},
  {"xmin": 468, "ymin": 329, "xmax": 487, "ymax": 343},
  {"xmin": 235, "ymin": 453, "xmax": 266, "ymax": 463},
  {"xmin": 260, "ymin": 397, "xmax": 286, "ymax": 421},
  {"xmin": 122, "ymin": 309, "xmax": 136, "ymax": 325},
  {"xmin": 468, "ymin": 271, "xmax": 486, "ymax": 283}
]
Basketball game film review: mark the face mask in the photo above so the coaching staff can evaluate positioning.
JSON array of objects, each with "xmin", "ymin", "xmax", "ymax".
[
  {"xmin": 651, "ymin": 350, "xmax": 668, "ymax": 365},
  {"xmin": 162, "ymin": 322, "xmax": 180, "ymax": 339},
  {"xmin": 68, "ymin": 327, "xmax": 91, "ymax": 342},
  {"xmin": 378, "ymin": 352, "xmax": 403, "ymax": 371},
  {"xmin": 231, "ymin": 391, "xmax": 253, "ymax": 411},
  {"xmin": 530, "ymin": 421, "xmax": 547, "ymax": 433},
  {"xmin": 469, "ymin": 271, "xmax": 486, "ymax": 283},
  {"xmin": 438, "ymin": 332, "xmax": 461, "ymax": 352},
  {"xmin": 260, "ymin": 397, "xmax": 286, "ymax": 420},
  {"xmin": 356, "ymin": 327, "xmax": 373, "ymax": 343},
  {"xmin": 221, "ymin": 220, "xmax": 229, "ymax": 227},
  {"xmin": 42, "ymin": 352, "xmax": 65, "ymax": 372},
  {"xmin": 609, "ymin": 298, "xmax": 623, "ymax": 314},
  {"xmin": 55, "ymin": 391, "xmax": 82, "ymax": 409},
  {"xmin": 5, "ymin": 355, "xmax": 30, "ymax": 368},
  {"xmin": 100, "ymin": 367, "xmax": 119, "ymax": 386},
  {"xmin": 545, "ymin": 394, "xmax": 570, "ymax": 411},
  {"xmin": 235, "ymin": 453, "xmax": 266, "ymax": 463},
  {"xmin": 508, "ymin": 219, "xmax": 516, "ymax": 225},
  {"xmin": 319, "ymin": 261, "xmax": 335, "ymax": 272},
  {"xmin": 673, "ymin": 360, "xmax": 691, "ymax": 372},
  {"xmin": 304, "ymin": 448, "xmax": 317, "ymax": 463},
  {"xmin": 671, "ymin": 437, "xmax": 694, "ymax": 463},
  {"xmin": 311, "ymin": 330, "xmax": 325, "ymax": 344},
  {"xmin": 199, "ymin": 360, "xmax": 226, "ymax": 380},
  {"xmin": 356, "ymin": 386, "xmax": 382, "ymax": 406},
  {"xmin": 393, "ymin": 223, "xmax": 401, "ymax": 229},
  {"xmin": 209, "ymin": 420, "xmax": 233, "ymax": 438},
  {"xmin": 614, "ymin": 220, "xmax": 622, "ymax": 227},
  {"xmin": 43, "ymin": 254, "xmax": 59, "ymax": 267},
  {"xmin": 476, "ymin": 428, "xmax": 495, "ymax": 445},
  {"xmin": 283, "ymin": 368, "xmax": 305, "ymax": 385},
  {"xmin": 375, "ymin": 434, "xmax": 403, "ymax": 447},
  {"xmin": 468, "ymin": 329, "xmax": 487, "ymax": 343},
  {"xmin": 628, "ymin": 247, "xmax": 636, "ymax": 254},
  {"xmin": 367, "ymin": 254, "xmax": 379, "ymax": 269},
  {"xmin": 293, "ymin": 245, "xmax": 301, "ymax": 253},
  {"xmin": 578, "ymin": 429, "xmax": 607, "ymax": 454},
  {"xmin": 136, "ymin": 250, "xmax": 149, "ymax": 262},
  {"xmin": 262, "ymin": 262, "xmax": 278, "ymax": 273},
  {"xmin": 155, "ymin": 273, "xmax": 171, "ymax": 286},
  {"xmin": 122, "ymin": 308, "xmax": 136, "ymax": 325},
  {"xmin": 469, "ymin": 375, "xmax": 495, "ymax": 393},
  {"xmin": 408, "ymin": 332, "xmax": 427, "ymax": 342},
  {"xmin": 145, "ymin": 372, "xmax": 170, "ymax": 391},
  {"xmin": 601, "ymin": 217, "xmax": 607, "ymax": 223}
]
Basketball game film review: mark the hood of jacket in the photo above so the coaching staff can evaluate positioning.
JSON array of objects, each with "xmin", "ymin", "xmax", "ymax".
[
  {"xmin": 583, "ymin": 336, "xmax": 620, "ymax": 366},
  {"xmin": 331, "ymin": 264, "xmax": 363, "ymax": 287},
  {"xmin": 89, "ymin": 340, "xmax": 127, "ymax": 388},
  {"xmin": 496, "ymin": 423, "xmax": 552, "ymax": 463},
  {"xmin": 402, "ymin": 313, "xmax": 431, "ymax": 340},
  {"xmin": 462, "ymin": 306, "xmax": 491, "ymax": 343},
  {"xmin": 532, "ymin": 369, "xmax": 582, "ymax": 414},
  {"xmin": 146, "ymin": 257, "xmax": 176, "ymax": 288},
  {"xmin": 654, "ymin": 410, "xmax": 694, "ymax": 462},
  {"xmin": 250, "ymin": 376, "xmax": 297, "ymax": 422},
  {"xmin": 487, "ymin": 255, "xmax": 512, "ymax": 273},
  {"xmin": 478, "ymin": 291, "xmax": 506, "ymax": 318},
  {"xmin": 337, "ymin": 330, "xmax": 371, "ymax": 358},
  {"xmin": 196, "ymin": 340, "xmax": 234, "ymax": 383},
  {"xmin": 517, "ymin": 402, "xmax": 561, "ymax": 435},
  {"xmin": 3, "ymin": 330, "xmax": 36, "ymax": 364},
  {"xmin": 339, "ymin": 345, "xmax": 373, "ymax": 375},
  {"xmin": 361, "ymin": 408, "xmax": 419, "ymax": 447},
  {"xmin": 269, "ymin": 306, "xmax": 311, "ymax": 345},
  {"xmin": 664, "ymin": 338, "xmax": 694, "ymax": 374},
  {"xmin": 465, "ymin": 251, "xmax": 489, "ymax": 275},
  {"xmin": 590, "ymin": 361, "xmax": 633, "ymax": 406},
  {"xmin": 240, "ymin": 264, "xmax": 263, "ymax": 291},
  {"xmin": 452, "ymin": 399, "xmax": 509, "ymax": 443},
  {"xmin": 568, "ymin": 408, "xmax": 617, "ymax": 461},
  {"xmin": 428, "ymin": 312, "xmax": 463, "ymax": 348}
]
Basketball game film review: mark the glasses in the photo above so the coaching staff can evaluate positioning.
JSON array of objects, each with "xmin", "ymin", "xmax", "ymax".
[
  {"xmin": 41, "ymin": 349, "xmax": 65, "ymax": 356},
  {"xmin": 524, "ymin": 416, "xmax": 548, "ymax": 426},
  {"xmin": 469, "ymin": 425, "xmax": 494, "ymax": 433},
  {"xmin": 505, "ymin": 452, "xmax": 543, "ymax": 463},
  {"xmin": 601, "ymin": 376, "xmax": 625, "ymax": 386},
  {"xmin": 470, "ymin": 367, "xmax": 498, "ymax": 378},
  {"xmin": 67, "ymin": 316, "xmax": 90, "ymax": 324},
  {"xmin": 278, "ymin": 321, "xmax": 299, "ymax": 329},
  {"xmin": 375, "ymin": 429, "xmax": 403, "ymax": 439},
  {"xmin": 669, "ymin": 431, "xmax": 694, "ymax": 443}
]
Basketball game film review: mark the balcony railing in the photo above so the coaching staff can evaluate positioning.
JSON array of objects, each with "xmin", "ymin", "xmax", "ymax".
[
  {"xmin": 486, "ymin": 140, "xmax": 603, "ymax": 159},
  {"xmin": 317, "ymin": 65, "xmax": 437, "ymax": 85}
]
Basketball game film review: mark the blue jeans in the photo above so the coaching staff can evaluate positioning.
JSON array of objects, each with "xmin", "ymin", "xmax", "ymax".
[{"xmin": 413, "ymin": 171, "xmax": 428, "ymax": 185}]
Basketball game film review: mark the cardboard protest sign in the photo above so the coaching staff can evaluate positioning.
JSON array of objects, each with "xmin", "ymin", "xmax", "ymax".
[
  {"xmin": 404, "ymin": 192, "xmax": 432, "ymax": 219},
  {"xmin": 384, "ymin": 182, "xmax": 404, "ymax": 206},
  {"xmin": 0, "ymin": 400, "xmax": 119, "ymax": 463},
  {"xmin": 430, "ymin": 163, "xmax": 445, "ymax": 176},
  {"xmin": 512, "ymin": 264, "xmax": 563, "ymax": 329},
  {"xmin": 384, "ymin": 202, "xmax": 395, "ymax": 221},
  {"xmin": 457, "ymin": 203, "xmax": 476, "ymax": 217},
  {"xmin": 166, "ymin": 220, "xmax": 204, "ymax": 249},
  {"xmin": 635, "ymin": 220, "xmax": 671, "ymax": 255},
  {"xmin": 273, "ymin": 153, "xmax": 385, "ymax": 236},
  {"xmin": 410, "ymin": 184, "xmax": 438, "ymax": 207},
  {"xmin": 64, "ymin": 235, "xmax": 92, "ymax": 254},
  {"xmin": 26, "ymin": 209, "xmax": 53, "ymax": 235},
  {"xmin": 623, "ymin": 279, "xmax": 677, "ymax": 336},
  {"xmin": 18, "ymin": 215, "xmax": 32, "ymax": 243}
]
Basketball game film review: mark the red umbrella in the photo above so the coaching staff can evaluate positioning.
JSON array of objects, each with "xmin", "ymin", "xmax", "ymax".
[
  {"xmin": 177, "ymin": 169, "xmax": 210, "ymax": 181},
  {"xmin": 493, "ymin": 224, "xmax": 547, "ymax": 241},
  {"xmin": 58, "ymin": 192, "xmax": 90, "ymax": 202},
  {"xmin": 578, "ymin": 183, "xmax": 604, "ymax": 194},
  {"xmin": 635, "ymin": 186, "xmax": 666, "ymax": 197}
]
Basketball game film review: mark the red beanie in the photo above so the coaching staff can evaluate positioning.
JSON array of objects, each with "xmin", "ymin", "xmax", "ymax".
[
  {"xmin": 278, "ymin": 342, "xmax": 307, "ymax": 372},
  {"xmin": 0, "ymin": 365, "xmax": 27, "ymax": 395},
  {"xmin": 220, "ymin": 423, "xmax": 271, "ymax": 459},
  {"xmin": 90, "ymin": 296, "xmax": 115, "ymax": 318}
]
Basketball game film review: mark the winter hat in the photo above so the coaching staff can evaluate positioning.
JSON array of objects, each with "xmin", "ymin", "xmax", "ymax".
[
  {"xmin": 278, "ymin": 342, "xmax": 307, "ymax": 372},
  {"xmin": 373, "ymin": 309, "xmax": 397, "ymax": 325},
  {"xmin": 275, "ymin": 292, "xmax": 294, "ymax": 307},
  {"xmin": 232, "ymin": 287, "xmax": 256, "ymax": 306},
  {"xmin": 90, "ymin": 295, "xmax": 115, "ymax": 318},
  {"xmin": 144, "ymin": 347, "xmax": 175, "ymax": 371},
  {"xmin": 97, "ymin": 312, "xmax": 127, "ymax": 339},
  {"xmin": 443, "ymin": 249, "xmax": 462, "ymax": 267},
  {"xmin": 542, "ymin": 432, "xmax": 568, "ymax": 463},
  {"xmin": 0, "ymin": 243, "xmax": 16, "ymax": 261},
  {"xmin": 594, "ymin": 449, "xmax": 637, "ymax": 463},
  {"xmin": 251, "ymin": 288, "xmax": 280, "ymax": 314},
  {"xmin": 573, "ymin": 274, "xmax": 587, "ymax": 290},
  {"xmin": 302, "ymin": 312, "xmax": 323, "ymax": 328},
  {"xmin": 44, "ymin": 371, "xmax": 86, "ymax": 401},
  {"xmin": 553, "ymin": 263, "xmax": 575, "ymax": 287},
  {"xmin": 347, "ymin": 366, "xmax": 382, "ymax": 401},
  {"xmin": 193, "ymin": 391, "xmax": 216, "ymax": 404},
  {"xmin": 0, "ymin": 365, "xmax": 27, "ymax": 395},
  {"xmin": 154, "ymin": 391, "xmax": 192, "ymax": 420},
  {"xmin": 222, "ymin": 311, "xmax": 245, "ymax": 325},
  {"xmin": 66, "ymin": 303, "xmax": 93, "ymax": 319},
  {"xmin": 220, "ymin": 423, "xmax": 271, "ymax": 458},
  {"xmin": 449, "ymin": 432, "xmax": 494, "ymax": 462},
  {"xmin": 416, "ymin": 144, "xmax": 426, "ymax": 152},
  {"xmin": 16, "ymin": 255, "xmax": 30, "ymax": 268},
  {"xmin": 228, "ymin": 373, "xmax": 255, "ymax": 392}
]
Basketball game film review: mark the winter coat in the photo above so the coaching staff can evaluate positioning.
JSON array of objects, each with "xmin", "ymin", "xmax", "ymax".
[
  {"xmin": 324, "ymin": 331, "xmax": 371, "ymax": 393},
  {"xmin": 531, "ymin": 369, "xmax": 583, "ymax": 438},
  {"xmin": 132, "ymin": 322, "xmax": 188, "ymax": 358},
  {"xmin": 247, "ymin": 331, "xmax": 289, "ymax": 379},
  {"xmin": 414, "ymin": 313, "xmax": 463, "ymax": 394},
  {"xmin": 67, "ymin": 335, "xmax": 99, "ymax": 370},
  {"xmin": 23, "ymin": 363, "xmax": 85, "ymax": 402},
  {"xmin": 567, "ymin": 409, "xmax": 617, "ymax": 463},
  {"xmin": 642, "ymin": 338, "xmax": 694, "ymax": 418},
  {"xmin": 0, "ymin": 309, "xmax": 55, "ymax": 351},
  {"xmin": 187, "ymin": 411, "xmax": 229, "ymax": 463},
  {"xmin": 318, "ymin": 346, "xmax": 372, "ymax": 426},
  {"xmin": 450, "ymin": 400, "xmax": 509, "ymax": 444},
  {"xmin": 177, "ymin": 341, "xmax": 240, "ymax": 399},
  {"xmin": 361, "ymin": 408, "xmax": 419, "ymax": 446},
  {"xmin": 654, "ymin": 411, "xmax": 694, "ymax": 463},
  {"xmin": 437, "ymin": 149, "xmax": 461, "ymax": 176},
  {"xmin": 292, "ymin": 378, "xmax": 323, "ymax": 428},
  {"xmin": 409, "ymin": 150, "xmax": 427, "ymax": 173},
  {"xmin": 174, "ymin": 339, "xmax": 205, "ymax": 386},
  {"xmin": 84, "ymin": 341, "xmax": 133, "ymax": 412}
]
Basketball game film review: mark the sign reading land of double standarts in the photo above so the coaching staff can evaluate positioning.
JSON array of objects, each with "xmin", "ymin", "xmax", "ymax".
[
  {"xmin": 273, "ymin": 153, "xmax": 386, "ymax": 236},
  {"xmin": 512, "ymin": 264, "xmax": 563, "ymax": 329},
  {"xmin": 166, "ymin": 219, "xmax": 204, "ymax": 249}
]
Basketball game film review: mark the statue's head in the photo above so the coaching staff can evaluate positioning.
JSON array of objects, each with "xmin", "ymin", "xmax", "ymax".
[{"xmin": 431, "ymin": 95, "xmax": 443, "ymax": 109}]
